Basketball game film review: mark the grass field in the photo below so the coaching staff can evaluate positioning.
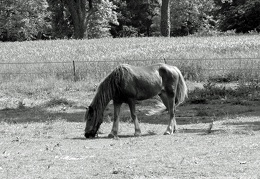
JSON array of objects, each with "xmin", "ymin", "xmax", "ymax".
[
  {"xmin": 1, "ymin": 35, "xmax": 260, "ymax": 82},
  {"xmin": 1, "ymin": 35, "xmax": 260, "ymax": 178}
]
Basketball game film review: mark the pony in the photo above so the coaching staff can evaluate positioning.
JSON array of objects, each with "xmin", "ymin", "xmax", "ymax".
[{"xmin": 84, "ymin": 63, "xmax": 188, "ymax": 138}]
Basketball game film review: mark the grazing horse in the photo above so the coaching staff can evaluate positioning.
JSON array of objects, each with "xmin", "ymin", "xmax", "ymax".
[{"xmin": 84, "ymin": 63, "xmax": 188, "ymax": 138}]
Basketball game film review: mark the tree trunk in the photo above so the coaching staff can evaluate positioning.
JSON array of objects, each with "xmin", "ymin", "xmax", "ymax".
[
  {"xmin": 160, "ymin": 0, "xmax": 171, "ymax": 37},
  {"xmin": 65, "ymin": 0, "xmax": 88, "ymax": 39}
]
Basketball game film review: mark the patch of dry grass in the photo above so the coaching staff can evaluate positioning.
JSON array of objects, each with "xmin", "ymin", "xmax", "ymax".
[{"xmin": 0, "ymin": 117, "xmax": 260, "ymax": 179}]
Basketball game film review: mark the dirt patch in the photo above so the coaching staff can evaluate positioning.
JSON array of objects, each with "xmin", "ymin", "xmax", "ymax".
[
  {"xmin": 0, "ymin": 117, "xmax": 260, "ymax": 179},
  {"xmin": 1, "ymin": 90, "xmax": 260, "ymax": 178}
]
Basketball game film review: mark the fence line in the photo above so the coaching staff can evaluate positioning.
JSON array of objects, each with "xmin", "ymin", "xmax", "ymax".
[
  {"xmin": 1, "ymin": 68, "xmax": 260, "ymax": 75},
  {"xmin": 1, "ymin": 58, "xmax": 260, "ymax": 82},
  {"xmin": 1, "ymin": 57, "xmax": 260, "ymax": 65}
]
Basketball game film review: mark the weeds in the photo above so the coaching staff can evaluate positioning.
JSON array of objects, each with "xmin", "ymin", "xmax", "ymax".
[
  {"xmin": 44, "ymin": 97, "xmax": 74, "ymax": 108},
  {"xmin": 188, "ymin": 79, "xmax": 260, "ymax": 105}
]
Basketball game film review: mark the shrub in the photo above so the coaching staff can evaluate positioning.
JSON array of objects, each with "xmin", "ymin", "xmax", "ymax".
[
  {"xmin": 180, "ymin": 63, "xmax": 205, "ymax": 81},
  {"xmin": 43, "ymin": 97, "xmax": 74, "ymax": 107}
]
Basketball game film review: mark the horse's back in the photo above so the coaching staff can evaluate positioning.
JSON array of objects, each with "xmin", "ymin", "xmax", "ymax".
[{"xmin": 116, "ymin": 63, "xmax": 164, "ymax": 100}]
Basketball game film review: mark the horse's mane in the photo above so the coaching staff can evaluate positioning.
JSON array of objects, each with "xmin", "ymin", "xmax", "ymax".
[{"xmin": 90, "ymin": 65, "xmax": 130, "ymax": 110}]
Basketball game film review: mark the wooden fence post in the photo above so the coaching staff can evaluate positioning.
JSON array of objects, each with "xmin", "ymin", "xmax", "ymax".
[{"xmin": 73, "ymin": 60, "xmax": 76, "ymax": 82}]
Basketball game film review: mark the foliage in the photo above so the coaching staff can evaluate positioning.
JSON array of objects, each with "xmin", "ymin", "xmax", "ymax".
[
  {"xmin": 46, "ymin": 0, "xmax": 73, "ymax": 39},
  {"xmin": 179, "ymin": 63, "xmax": 204, "ymax": 81},
  {"xmin": 110, "ymin": 0, "xmax": 160, "ymax": 37},
  {"xmin": 128, "ymin": 0, "xmax": 160, "ymax": 36},
  {"xmin": 88, "ymin": 0, "xmax": 118, "ymax": 39},
  {"xmin": 0, "ymin": 0, "xmax": 51, "ymax": 41},
  {"xmin": 1, "ymin": 0, "xmax": 260, "ymax": 41},
  {"xmin": 170, "ymin": 0, "xmax": 216, "ymax": 36},
  {"xmin": 188, "ymin": 81, "xmax": 231, "ymax": 104},
  {"xmin": 44, "ymin": 97, "xmax": 74, "ymax": 107},
  {"xmin": 189, "ymin": 77, "xmax": 260, "ymax": 105},
  {"xmin": 215, "ymin": 0, "xmax": 260, "ymax": 33},
  {"xmin": 47, "ymin": 0, "xmax": 118, "ymax": 39}
]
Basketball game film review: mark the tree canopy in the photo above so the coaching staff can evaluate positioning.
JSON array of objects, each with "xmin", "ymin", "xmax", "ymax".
[
  {"xmin": 216, "ymin": 0, "xmax": 260, "ymax": 33},
  {"xmin": 0, "ymin": 0, "xmax": 259, "ymax": 41}
]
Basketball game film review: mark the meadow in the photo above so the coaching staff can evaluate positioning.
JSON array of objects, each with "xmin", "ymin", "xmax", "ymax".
[
  {"xmin": 1, "ymin": 35, "xmax": 260, "ymax": 82},
  {"xmin": 1, "ymin": 35, "xmax": 260, "ymax": 178},
  {"xmin": 1, "ymin": 35, "xmax": 260, "ymax": 110}
]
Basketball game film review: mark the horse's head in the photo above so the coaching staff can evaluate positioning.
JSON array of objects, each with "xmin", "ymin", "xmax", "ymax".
[{"xmin": 84, "ymin": 106, "xmax": 103, "ymax": 138}]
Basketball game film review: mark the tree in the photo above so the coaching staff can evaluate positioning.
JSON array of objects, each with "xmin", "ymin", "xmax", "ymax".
[
  {"xmin": 47, "ymin": 0, "xmax": 118, "ymax": 39},
  {"xmin": 215, "ymin": 0, "xmax": 260, "ymax": 33},
  {"xmin": 63, "ymin": 0, "xmax": 95, "ymax": 39},
  {"xmin": 110, "ymin": 0, "xmax": 160, "ymax": 37},
  {"xmin": 170, "ymin": 0, "xmax": 216, "ymax": 36},
  {"xmin": 0, "ymin": 0, "xmax": 51, "ymax": 41},
  {"xmin": 47, "ymin": 0, "xmax": 73, "ymax": 39},
  {"xmin": 127, "ymin": 0, "xmax": 160, "ymax": 36},
  {"xmin": 160, "ymin": 0, "xmax": 171, "ymax": 36},
  {"xmin": 88, "ymin": 0, "xmax": 118, "ymax": 38}
]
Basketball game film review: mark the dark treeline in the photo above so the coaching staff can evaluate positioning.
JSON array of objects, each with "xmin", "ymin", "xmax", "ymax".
[{"xmin": 0, "ymin": 0, "xmax": 259, "ymax": 41}]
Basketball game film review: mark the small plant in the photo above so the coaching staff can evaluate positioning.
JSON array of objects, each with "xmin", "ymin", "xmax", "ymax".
[
  {"xmin": 209, "ymin": 71, "xmax": 240, "ymax": 83},
  {"xmin": 196, "ymin": 110, "xmax": 209, "ymax": 117},
  {"xmin": 188, "ymin": 80, "xmax": 236, "ymax": 104},
  {"xmin": 44, "ymin": 97, "xmax": 74, "ymax": 107},
  {"xmin": 180, "ymin": 63, "xmax": 204, "ymax": 81},
  {"xmin": 235, "ymin": 78, "xmax": 260, "ymax": 100}
]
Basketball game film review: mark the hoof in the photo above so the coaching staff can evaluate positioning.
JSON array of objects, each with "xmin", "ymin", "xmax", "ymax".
[
  {"xmin": 134, "ymin": 132, "xmax": 142, "ymax": 137},
  {"xmin": 108, "ymin": 133, "xmax": 114, "ymax": 138},
  {"xmin": 164, "ymin": 131, "xmax": 173, "ymax": 135},
  {"xmin": 134, "ymin": 129, "xmax": 141, "ymax": 137},
  {"xmin": 108, "ymin": 133, "xmax": 119, "ymax": 140}
]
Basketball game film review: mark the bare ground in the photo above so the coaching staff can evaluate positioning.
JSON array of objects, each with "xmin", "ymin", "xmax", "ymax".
[{"xmin": 1, "ymin": 97, "xmax": 260, "ymax": 179}]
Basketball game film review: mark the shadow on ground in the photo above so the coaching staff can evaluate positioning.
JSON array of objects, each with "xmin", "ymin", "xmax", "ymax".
[
  {"xmin": 0, "ymin": 106, "xmax": 85, "ymax": 123},
  {"xmin": 1, "ymin": 99, "xmax": 260, "ymax": 133},
  {"xmin": 224, "ymin": 121, "xmax": 260, "ymax": 131}
]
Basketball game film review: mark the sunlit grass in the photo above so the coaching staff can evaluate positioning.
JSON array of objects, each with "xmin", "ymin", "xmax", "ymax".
[{"xmin": 0, "ymin": 35, "xmax": 260, "ymax": 82}]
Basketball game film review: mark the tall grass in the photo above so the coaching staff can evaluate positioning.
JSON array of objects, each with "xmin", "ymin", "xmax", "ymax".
[{"xmin": 0, "ymin": 35, "xmax": 260, "ymax": 82}]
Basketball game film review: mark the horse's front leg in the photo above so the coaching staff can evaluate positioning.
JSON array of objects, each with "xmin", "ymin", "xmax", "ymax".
[
  {"xmin": 164, "ymin": 97, "xmax": 177, "ymax": 135},
  {"xmin": 128, "ymin": 100, "xmax": 141, "ymax": 137},
  {"xmin": 108, "ymin": 102, "xmax": 122, "ymax": 139}
]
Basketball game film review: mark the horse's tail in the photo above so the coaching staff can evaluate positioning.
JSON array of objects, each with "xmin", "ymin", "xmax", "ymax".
[{"xmin": 175, "ymin": 67, "xmax": 188, "ymax": 106}]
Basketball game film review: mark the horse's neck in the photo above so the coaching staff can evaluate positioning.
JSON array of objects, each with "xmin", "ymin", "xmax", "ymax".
[
  {"xmin": 91, "ymin": 72, "xmax": 117, "ymax": 112},
  {"xmin": 92, "ymin": 88, "xmax": 112, "ymax": 113}
]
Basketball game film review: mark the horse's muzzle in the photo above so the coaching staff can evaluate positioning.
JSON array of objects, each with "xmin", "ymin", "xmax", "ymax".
[{"xmin": 84, "ymin": 123, "xmax": 101, "ymax": 138}]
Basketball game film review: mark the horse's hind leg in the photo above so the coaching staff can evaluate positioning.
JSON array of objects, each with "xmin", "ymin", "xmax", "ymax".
[
  {"xmin": 159, "ymin": 89, "xmax": 169, "ymax": 111},
  {"xmin": 128, "ymin": 100, "xmax": 141, "ymax": 137},
  {"xmin": 164, "ymin": 96, "xmax": 177, "ymax": 135},
  {"xmin": 108, "ymin": 101, "xmax": 122, "ymax": 139}
]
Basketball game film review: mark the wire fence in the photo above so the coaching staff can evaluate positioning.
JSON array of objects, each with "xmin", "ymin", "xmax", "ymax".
[{"xmin": 1, "ymin": 58, "xmax": 260, "ymax": 82}]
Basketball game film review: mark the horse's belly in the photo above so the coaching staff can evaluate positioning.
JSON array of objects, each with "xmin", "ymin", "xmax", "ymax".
[
  {"xmin": 121, "ymin": 68, "xmax": 163, "ymax": 100},
  {"xmin": 134, "ymin": 81, "xmax": 162, "ymax": 100}
]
